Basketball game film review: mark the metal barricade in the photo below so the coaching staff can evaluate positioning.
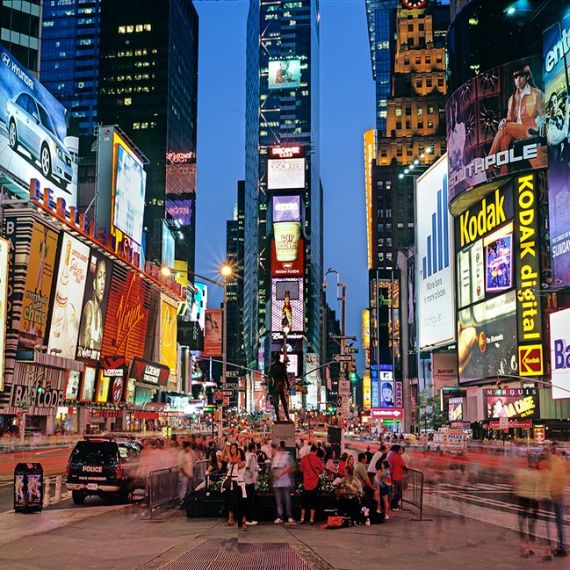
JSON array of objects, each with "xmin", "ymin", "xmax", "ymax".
[
  {"xmin": 402, "ymin": 468, "xmax": 428, "ymax": 521},
  {"xmin": 193, "ymin": 459, "xmax": 209, "ymax": 487},
  {"xmin": 146, "ymin": 466, "xmax": 179, "ymax": 518}
]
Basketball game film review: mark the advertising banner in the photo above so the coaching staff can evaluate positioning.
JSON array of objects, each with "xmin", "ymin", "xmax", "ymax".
[
  {"xmin": 129, "ymin": 357, "xmax": 169, "ymax": 387},
  {"xmin": 0, "ymin": 238, "xmax": 8, "ymax": 390},
  {"xmin": 484, "ymin": 223, "xmax": 513, "ymax": 294},
  {"xmin": 19, "ymin": 223, "xmax": 58, "ymax": 349},
  {"xmin": 65, "ymin": 370, "xmax": 81, "ymax": 401},
  {"xmin": 112, "ymin": 134, "xmax": 146, "ymax": 245},
  {"xmin": 100, "ymin": 266, "xmax": 150, "ymax": 362},
  {"xmin": 304, "ymin": 353, "xmax": 320, "ymax": 410},
  {"xmin": 550, "ymin": 307, "xmax": 570, "ymax": 399},
  {"xmin": 48, "ymin": 233, "xmax": 90, "ymax": 359},
  {"xmin": 203, "ymin": 309, "xmax": 223, "ymax": 357},
  {"xmin": 161, "ymin": 222, "xmax": 175, "ymax": 268},
  {"xmin": 166, "ymin": 197, "xmax": 193, "ymax": 227},
  {"xmin": 447, "ymin": 55, "xmax": 547, "ymax": 205},
  {"xmin": 380, "ymin": 375, "xmax": 394, "ymax": 408},
  {"xmin": 457, "ymin": 238, "xmax": 484, "ymax": 309},
  {"xmin": 484, "ymin": 387, "xmax": 539, "ymax": 419},
  {"xmin": 458, "ymin": 290, "xmax": 518, "ymax": 383},
  {"xmin": 0, "ymin": 45, "xmax": 78, "ymax": 205},
  {"xmin": 166, "ymin": 150, "xmax": 196, "ymax": 196},
  {"xmin": 271, "ymin": 238, "xmax": 304, "ymax": 277},
  {"xmin": 273, "ymin": 221, "xmax": 301, "ymax": 262},
  {"xmin": 268, "ymin": 59, "xmax": 301, "ymax": 90},
  {"xmin": 272, "ymin": 195, "xmax": 301, "ymax": 222},
  {"xmin": 514, "ymin": 173, "xmax": 543, "ymax": 376},
  {"xmin": 80, "ymin": 366, "xmax": 97, "ymax": 402},
  {"xmin": 416, "ymin": 155, "xmax": 455, "ymax": 348},
  {"xmin": 448, "ymin": 397, "xmax": 464, "ymax": 422},
  {"xmin": 76, "ymin": 252, "xmax": 111, "ymax": 361},
  {"xmin": 544, "ymin": 16, "xmax": 570, "ymax": 284},
  {"xmin": 432, "ymin": 352, "xmax": 458, "ymax": 391},
  {"xmin": 268, "ymin": 158, "xmax": 305, "ymax": 190},
  {"xmin": 271, "ymin": 278, "xmax": 304, "ymax": 332},
  {"xmin": 362, "ymin": 369, "xmax": 371, "ymax": 409},
  {"xmin": 189, "ymin": 282, "xmax": 207, "ymax": 330},
  {"xmin": 159, "ymin": 295, "xmax": 178, "ymax": 377}
]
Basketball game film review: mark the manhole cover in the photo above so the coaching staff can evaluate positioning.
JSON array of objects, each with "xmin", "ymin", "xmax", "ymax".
[{"xmin": 158, "ymin": 538, "xmax": 312, "ymax": 570}]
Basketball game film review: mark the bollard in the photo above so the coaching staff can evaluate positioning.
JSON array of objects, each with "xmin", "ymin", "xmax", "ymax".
[
  {"xmin": 43, "ymin": 477, "xmax": 51, "ymax": 508},
  {"xmin": 54, "ymin": 476, "xmax": 62, "ymax": 503}
]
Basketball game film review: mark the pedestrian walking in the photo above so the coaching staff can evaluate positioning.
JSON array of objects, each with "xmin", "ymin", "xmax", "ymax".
[
  {"xmin": 514, "ymin": 457, "xmax": 540, "ymax": 558},
  {"xmin": 244, "ymin": 442, "xmax": 259, "ymax": 526},
  {"xmin": 272, "ymin": 442, "xmax": 295, "ymax": 524},
  {"xmin": 388, "ymin": 445, "xmax": 406, "ymax": 511},
  {"xmin": 177, "ymin": 442, "xmax": 195, "ymax": 506},
  {"xmin": 546, "ymin": 445, "xmax": 567, "ymax": 557}
]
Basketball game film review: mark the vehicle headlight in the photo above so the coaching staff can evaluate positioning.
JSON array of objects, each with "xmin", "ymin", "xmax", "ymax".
[{"xmin": 51, "ymin": 142, "xmax": 64, "ymax": 160}]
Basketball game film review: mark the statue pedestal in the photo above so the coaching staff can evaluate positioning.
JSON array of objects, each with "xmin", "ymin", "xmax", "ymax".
[{"xmin": 271, "ymin": 421, "xmax": 295, "ymax": 449}]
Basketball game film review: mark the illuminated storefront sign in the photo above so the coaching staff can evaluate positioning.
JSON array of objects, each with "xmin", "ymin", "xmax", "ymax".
[
  {"xmin": 129, "ymin": 357, "xmax": 169, "ymax": 387},
  {"xmin": 484, "ymin": 387, "xmax": 538, "ymax": 419},
  {"xmin": 370, "ymin": 408, "xmax": 403, "ymax": 420},
  {"xmin": 514, "ymin": 173, "xmax": 543, "ymax": 376},
  {"xmin": 550, "ymin": 307, "xmax": 570, "ymax": 400}
]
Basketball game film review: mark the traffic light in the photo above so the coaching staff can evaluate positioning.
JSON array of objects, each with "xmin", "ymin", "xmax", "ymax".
[
  {"xmin": 36, "ymin": 384, "xmax": 45, "ymax": 396},
  {"xmin": 349, "ymin": 362, "xmax": 359, "ymax": 383}
]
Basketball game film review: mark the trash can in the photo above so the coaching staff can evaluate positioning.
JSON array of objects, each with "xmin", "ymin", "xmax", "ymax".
[{"xmin": 14, "ymin": 463, "xmax": 43, "ymax": 513}]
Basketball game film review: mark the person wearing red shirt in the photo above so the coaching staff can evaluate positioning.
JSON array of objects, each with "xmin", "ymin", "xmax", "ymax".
[
  {"xmin": 387, "ymin": 444, "xmax": 406, "ymax": 511},
  {"xmin": 299, "ymin": 445, "xmax": 324, "ymax": 524}
]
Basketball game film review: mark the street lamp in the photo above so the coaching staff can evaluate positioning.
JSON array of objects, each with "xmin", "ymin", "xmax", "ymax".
[{"xmin": 219, "ymin": 261, "xmax": 233, "ymax": 440}]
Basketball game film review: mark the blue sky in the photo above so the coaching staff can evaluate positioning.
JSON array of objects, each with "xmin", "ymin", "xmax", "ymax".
[{"xmin": 194, "ymin": 0, "xmax": 374, "ymax": 364}]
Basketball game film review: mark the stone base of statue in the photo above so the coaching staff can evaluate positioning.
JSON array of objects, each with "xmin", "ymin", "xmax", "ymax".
[{"xmin": 272, "ymin": 420, "xmax": 295, "ymax": 449}]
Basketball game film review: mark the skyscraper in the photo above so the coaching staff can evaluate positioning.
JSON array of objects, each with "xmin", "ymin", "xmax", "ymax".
[
  {"xmin": 244, "ymin": 0, "xmax": 322, "ymax": 397},
  {"xmin": 0, "ymin": 0, "xmax": 41, "ymax": 73}
]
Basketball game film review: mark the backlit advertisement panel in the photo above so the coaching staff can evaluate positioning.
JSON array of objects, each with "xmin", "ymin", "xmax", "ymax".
[
  {"xmin": 0, "ymin": 45, "xmax": 78, "ymax": 205},
  {"xmin": 271, "ymin": 278, "xmax": 304, "ymax": 332},
  {"xmin": 458, "ymin": 290, "xmax": 518, "ymax": 383},
  {"xmin": 189, "ymin": 282, "xmax": 207, "ymax": 331},
  {"xmin": 203, "ymin": 309, "xmax": 223, "ymax": 357},
  {"xmin": 160, "ymin": 295, "xmax": 178, "ymax": 379},
  {"xmin": 65, "ymin": 370, "xmax": 80, "ymax": 401},
  {"xmin": 268, "ymin": 59, "xmax": 301, "ymax": 90},
  {"xmin": 80, "ymin": 366, "xmax": 97, "ymax": 402},
  {"xmin": 273, "ymin": 222, "xmax": 301, "ymax": 262},
  {"xmin": 362, "ymin": 369, "xmax": 371, "ymax": 409},
  {"xmin": 484, "ymin": 224, "xmax": 513, "ymax": 294},
  {"xmin": 416, "ymin": 155, "xmax": 455, "ymax": 349},
  {"xmin": 0, "ymin": 238, "xmax": 8, "ymax": 390},
  {"xmin": 484, "ymin": 387, "xmax": 539, "ymax": 419},
  {"xmin": 271, "ymin": 238, "xmax": 304, "ymax": 277},
  {"xmin": 77, "ymin": 252, "xmax": 111, "ymax": 361},
  {"xmin": 19, "ymin": 222, "xmax": 58, "ymax": 349},
  {"xmin": 447, "ymin": 56, "xmax": 546, "ymax": 207},
  {"xmin": 550, "ymin": 307, "xmax": 570, "ymax": 400},
  {"xmin": 457, "ymin": 239, "xmax": 484, "ymax": 309},
  {"xmin": 268, "ymin": 158, "xmax": 305, "ymax": 190},
  {"xmin": 272, "ymin": 195, "xmax": 301, "ymax": 222},
  {"xmin": 166, "ymin": 197, "xmax": 192, "ymax": 226},
  {"xmin": 432, "ymin": 352, "xmax": 458, "ymax": 391},
  {"xmin": 166, "ymin": 150, "xmax": 196, "ymax": 196},
  {"xmin": 544, "ymin": 16, "xmax": 570, "ymax": 285},
  {"xmin": 113, "ymin": 133, "xmax": 146, "ymax": 245},
  {"xmin": 161, "ymin": 222, "xmax": 175, "ymax": 268},
  {"xmin": 100, "ymin": 266, "xmax": 150, "ymax": 362},
  {"xmin": 48, "ymin": 234, "xmax": 90, "ymax": 359},
  {"xmin": 448, "ymin": 397, "xmax": 463, "ymax": 422}
]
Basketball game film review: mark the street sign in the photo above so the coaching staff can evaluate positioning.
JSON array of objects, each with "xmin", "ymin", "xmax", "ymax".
[
  {"xmin": 499, "ymin": 416, "xmax": 508, "ymax": 431},
  {"xmin": 223, "ymin": 390, "xmax": 233, "ymax": 397},
  {"xmin": 347, "ymin": 347, "xmax": 359, "ymax": 354},
  {"xmin": 338, "ymin": 379, "xmax": 351, "ymax": 397},
  {"xmin": 333, "ymin": 354, "xmax": 353, "ymax": 363},
  {"xmin": 225, "ymin": 370, "xmax": 239, "ymax": 378}
]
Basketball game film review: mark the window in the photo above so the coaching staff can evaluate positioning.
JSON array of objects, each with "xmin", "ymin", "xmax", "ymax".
[
  {"xmin": 415, "ymin": 56, "xmax": 421, "ymax": 65},
  {"xmin": 396, "ymin": 122, "xmax": 402, "ymax": 130},
  {"xmin": 416, "ymin": 80, "xmax": 423, "ymax": 89},
  {"xmin": 437, "ymin": 78, "xmax": 444, "ymax": 86},
  {"xmin": 419, "ymin": 24, "xmax": 424, "ymax": 31},
  {"xmin": 418, "ymin": 122, "xmax": 423, "ymax": 129},
  {"xmin": 395, "ymin": 107, "xmax": 402, "ymax": 117},
  {"xmin": 406, "ymin": 121, "xmax": 411, "ymax": 129},
  {"xmin": 404, "ymin": 57, "xmax": 409, "ymax": 65},
  {"xmin": 418, "ymin": 107, "xmax": 423, "ymax": 116},
  {"xmin": 408, "ymin": 24, "xmax": 413, "ymax": 31},
  {"xmin": 426, "ymin": 78, "xmax": 432, "ymax": 88},
  {"xmin": 428, "ymin": 121, "xmax": 434, "ymax": 129},
  {"xmin": 428, "ymin": 105, "xmax": 434, "ymax": 114},
  {"xmin": 405, "ymin": 106, "xmax": 411, "ymax": 115}
]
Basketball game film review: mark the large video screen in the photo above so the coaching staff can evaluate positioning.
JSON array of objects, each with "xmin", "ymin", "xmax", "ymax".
[
  {"xmin": 271, "ymin": 278, "xmax": 304, "ymax": 332},
  {"xmin": 48, "ymin": 234, "xmax": 90, "ymax": 359},
  {"xmin": 268, "ymin": 59, "xmax": 301, "ymax": 90},
  {"xmin": 484, "ymin": 223, "xmax": 513, "ymax": 294},
  {"xmin": 0, "ymin": 45, "xmax": 78, "ymax": 205},
  {"xmin": 76, "ymin": 252, "xmax": 112, "ymax": 361},
  {"xmin": 447, "ymin": 56, "xmax": 547, "ymax": 204},
  {"xmin": 113, "ymin": 135, "xmax": 146, "ymax": 245},
  {"xmin": 267, "ymin": 158, "xmax": 305, "ymax": 190},
  {"xmin": 544, "ymin": 15, "xmax": 570, "ymax": 285},
  {"xmin": 458, "ymin": 290, "xmax": 518, "ymax": 383}
]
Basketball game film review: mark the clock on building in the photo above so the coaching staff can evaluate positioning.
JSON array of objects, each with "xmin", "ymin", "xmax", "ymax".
[{"xmin": 400, "ymin": 0, "xmax": 428, "ymax": 8}]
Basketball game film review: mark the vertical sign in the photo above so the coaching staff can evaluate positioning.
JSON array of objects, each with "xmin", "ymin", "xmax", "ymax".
[{"xmin": 0, "ymin": 239, "xmax": 9, "ymax": 391}]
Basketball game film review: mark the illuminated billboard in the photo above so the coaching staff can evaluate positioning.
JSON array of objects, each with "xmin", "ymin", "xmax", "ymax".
[
  {"xmin": 268, "ymin": 59, "xmax": 301, "ymax": 90},
  {"xmin": 80, "ymin": 366, "xmax": 97, "ymax": 402},
  {"xmin": 272, "ymin": 195, "xmax": 301, "ymax": 222},
  {"xmin": 484, "ymin": 224, "xmax": 513, "ymax": 294},
  {"xmin": 189, "ymin": 282, "xmax": 207, "ymax": 331},
  {"xmin": 160, "ymin": 295, "xmax": 178, "ymax": 379},
  {"xmin": 0, "ymin": 238, "xmax": 8, "ymax": 390},
  {"xmin": 273, "ymin": 221, "xmax": 301, "ymax": 263},
  {"xmin": 166, "ymin": 150, "xmax": 196, "ymax": 196},
  {"xmin": 416, "ymin": 155, "xmax": 455, "ymax": 349},
  {"xmin": 271, "ymin": 238, "xmax": 304, "ymax": 277},
  {"xmin": 113, "ymin": 133, "xmax": 146, "ymax": 245},
  {"xmin": 0, "ymin": 45, "xmax": 78, "ymax": 205},
  {"xmin": 271, "ymin": 278, "xmax": 304, "ymax": 332},
  {"xmin": 362, "ymin": 369, "xmax": 371, "ymax": 409},
  {"xmin": 19, "ymin": 223, "xmax": 58, "ymax": 349},
  {"xmin": 268, "ymin": 158, "xmax": 305, "ymax": 190},
  {"xmin": 484, "ymin": 387, "xmax": 539, "ymax": 420},
  {"xmin": 48, "ymin": 234, "xmax": 90, "ymax": 359},
  {"xmin": 204, "ymin": 309, "xmax": 223, "ymax": 357},
  {"xmin": 65, "ymin": 370, "xmax": 81, "ymax": 401},
  {"xmin": 166, "ymin": 197, "xmax": 193, "ymax": 227},
  {"xmin": 77, "ymin": 252, "xmax": 112, "ymax": 361},
  {"xmin": 447, "ymin": 56, "xmax": 547, "ymax": 206},
  {"xmin": 457, "ymin": 239, "xmax": 484, "ymax": 309},
  {"xmin": 544, "ymin": 16, "xmax": 570, "ymax": 285},
  {"xmin": 161, "ymin": 222, "xmax": 175, "ymax": 268},
  {"xmin": 458, "ymin": 290, "xmax": 517, "ymax": 383},
  {"xmin": 550, "ymin": 307, "xmax": 570, "ymax": 400}
]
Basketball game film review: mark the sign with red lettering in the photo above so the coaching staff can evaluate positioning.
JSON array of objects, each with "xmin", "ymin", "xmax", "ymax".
[{"xmin": 129, "ymin": 357, "xmax": 169, "ymax": 387}]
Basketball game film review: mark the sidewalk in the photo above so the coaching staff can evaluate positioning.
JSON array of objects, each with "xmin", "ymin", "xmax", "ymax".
[{"xmin": 0, "ymin": 500, "xmax": 558, "ymax": 570}]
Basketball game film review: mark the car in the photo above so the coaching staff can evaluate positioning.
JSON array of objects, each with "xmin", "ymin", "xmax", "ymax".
[
  {"xmin": 66, "ymin": 436, "xmax": 142, "ymax": 505},
  {"xmin": 6, "ymin": 92, "xmax": 73, "ymax": 186}
]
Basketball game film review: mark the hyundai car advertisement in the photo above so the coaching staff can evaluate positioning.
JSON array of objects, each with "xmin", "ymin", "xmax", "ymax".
[{"xmin": 0, "ymin": 45, "xmax": 78, "ymax": 205}]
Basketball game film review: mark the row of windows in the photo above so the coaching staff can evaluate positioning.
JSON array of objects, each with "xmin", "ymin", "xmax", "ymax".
[
  {"xmin": 403, "ymin": 54, "xmax": 443, "ymax": 66},
  {"xmin": 101, "ymin": 86, "xmax": 152, "ymax": 95},
  {"xmin": 106, "ymin": 48, "xmax": 158, "ymax": 58},
  {"xmin": 132, "ymin": 121, "xmax": 157, "ymax": 130},
  {"xmin": 395, "ymin": 120, "xmax": 434, "ymax": 130},
  {"xmin": 118, "ymin": 24, "xmax": 152, "ymax": 34},
  {"xmin": 395, "ymin": 104, "xmax": 437, "ymax": 116}
]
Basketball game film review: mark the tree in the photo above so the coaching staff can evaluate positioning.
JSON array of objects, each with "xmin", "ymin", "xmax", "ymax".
[{"xmin": 417, "ymin": 390, "xmax": 446, "ymax": 431}]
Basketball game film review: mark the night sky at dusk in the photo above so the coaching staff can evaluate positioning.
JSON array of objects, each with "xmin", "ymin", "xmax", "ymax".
[{"xmin": 195, "ymin": 1, "xmax": 374, "ymax": 365}]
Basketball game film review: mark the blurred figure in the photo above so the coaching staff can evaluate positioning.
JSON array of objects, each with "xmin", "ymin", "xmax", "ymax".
[
  {"xmin": 514, "ymin": 457, "xmax": 540, "ymax": 557},
  {"xmin": 271, "ymin": 442, "xmax": 295, "ymax": 524},
  {"xmin": 388, "ymin": 444, "xmax": 406, "ymax": 511},
  {"xmin": 546, "ymin": 445, "xmax": 568, "ymax": 557},
  {"xmin": 244, "ymin": 442, "xmax": 259, "ymax": 527},
  {"xmin": 177, "ymin": 442, "xmax": 195, "ymax": 506}
]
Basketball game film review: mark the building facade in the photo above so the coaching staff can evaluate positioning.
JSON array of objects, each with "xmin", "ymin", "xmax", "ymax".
[
  {"xmin": 0, "ymin": 0, "xmax": 41, "ymax": 73},
  {"xmin": 244, "ymin": 0, "xmax": 322, "ymax": 402}
]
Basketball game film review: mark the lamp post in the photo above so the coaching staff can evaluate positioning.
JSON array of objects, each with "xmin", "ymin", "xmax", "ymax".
[{"xmin": 219, "ymin": 262, "xmax": 233, "ymax": 440}]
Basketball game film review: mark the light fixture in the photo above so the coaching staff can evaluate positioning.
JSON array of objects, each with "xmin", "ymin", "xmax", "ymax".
[
  {"xmin": 506, "ymin": 6, "xmax": 516, "ymax": 16},
  {"xmin": 398, "ymin": 173, "xmax": 404, "ymax": 179},
  {"xmin": 414, "ymin": 159, "xmax": 419, "ymax": 165},
  {"xmin": 409, "ymin": 164, "xmax": 415, "ymax": 170},
  {"xmin": 221, "ymin": 263, "xmax": 233, "ymax": 278},
  {"xmin": 425, "ymin": 147, "xmax": 432, "ymax": 154},
  {"xmin": 404, "ymin": 169, "xmax": 409, "ymax": 174},
  {"xmin": 161, "ymin": 266, "xmax": 171, "ymax": 276}
]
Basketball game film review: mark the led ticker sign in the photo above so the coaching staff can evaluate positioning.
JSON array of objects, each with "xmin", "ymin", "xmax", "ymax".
[
  {"xmin": 269, "ymin": 146, "xmax": 305, "ymax": 159},
  {"xmin": 514, "ymin": 173, "xmax": 543, "ymax": 376}
]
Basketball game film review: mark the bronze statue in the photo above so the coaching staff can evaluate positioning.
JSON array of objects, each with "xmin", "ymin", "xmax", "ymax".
[{"xmin": 267, "ymin": 352, "xmax": 291, "ymax": 422}]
